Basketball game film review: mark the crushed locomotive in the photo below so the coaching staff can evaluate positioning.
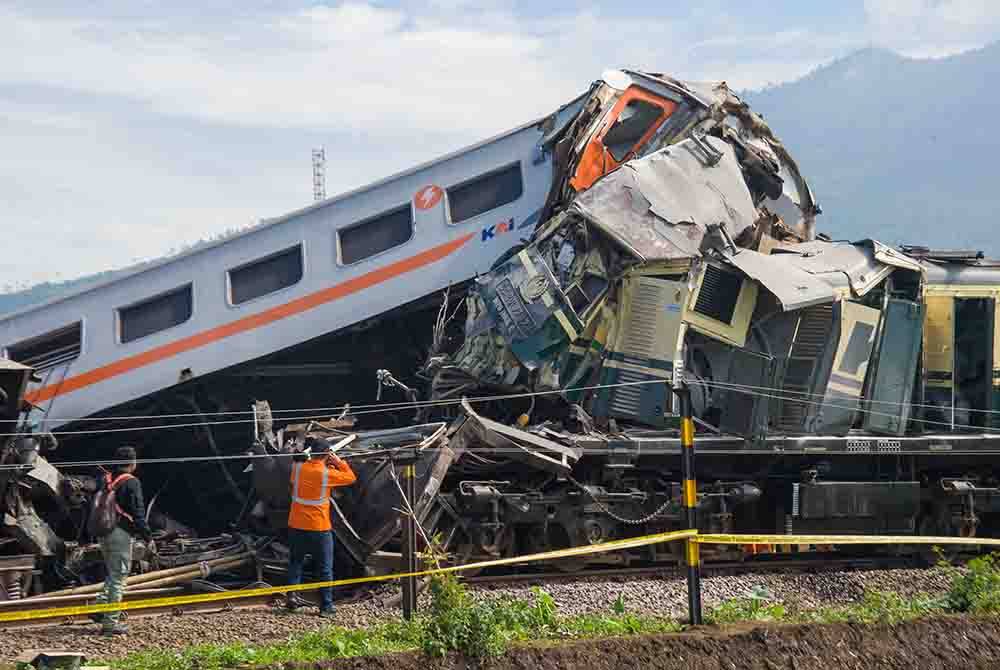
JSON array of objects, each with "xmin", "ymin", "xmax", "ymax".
[{"xmin": 247, "ymin": 118, "xmax": 1000, "ymax": 572}]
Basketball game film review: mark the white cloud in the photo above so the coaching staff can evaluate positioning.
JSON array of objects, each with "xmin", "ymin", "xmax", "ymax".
[
  {"xmin": 0, "ymin": 4, "xmax": 571, "ymax": 136},
  {"xmin": 3, "ymin": 2, "xmax": 1000, "ymax": 287},
  {"xmin": 0, "ymin": 3, "xmax": 811, "ymax": 142},
  {"xmin": 864, "ymin": 0, "xmax": 1000, "ymax": 56}
]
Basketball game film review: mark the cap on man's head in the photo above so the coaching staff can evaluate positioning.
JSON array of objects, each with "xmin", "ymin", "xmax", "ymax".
[{"xmin": 305, "ymin": 436, "xmax": 331, "ymax": 457}]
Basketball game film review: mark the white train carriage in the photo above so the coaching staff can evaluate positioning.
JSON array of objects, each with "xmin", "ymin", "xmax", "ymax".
[{"xmin": 0, "ymin": 93, "xmax": 589, "ymax": 428}]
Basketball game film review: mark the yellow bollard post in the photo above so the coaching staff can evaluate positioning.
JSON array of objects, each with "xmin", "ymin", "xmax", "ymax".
[
  {"xmin": 397, "ymin": 450, "xmax": 419, "ymax": 620},
  {"xmin": 673, "ymin": 382, "xmax": 702, "ymax": 625}
]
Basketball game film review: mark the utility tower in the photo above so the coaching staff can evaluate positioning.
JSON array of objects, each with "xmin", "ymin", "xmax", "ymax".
[{"xmin": 312, "ymin": 148, "xmax": 326, "ymax": 202}]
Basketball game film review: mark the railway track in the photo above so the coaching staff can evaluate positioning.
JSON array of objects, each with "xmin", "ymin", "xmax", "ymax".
[
  {"xmin": 0, "ymin": 553, "xmax": 922, "ymax": 631},
  {"xmin": 463, "ymin": 555, "xmax": 919, "ymax": 585}
]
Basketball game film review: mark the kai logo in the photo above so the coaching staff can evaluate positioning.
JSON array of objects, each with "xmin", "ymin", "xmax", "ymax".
[{"xmin": 482, "ymin": 218, "xmax": 514, "ymax": 242}]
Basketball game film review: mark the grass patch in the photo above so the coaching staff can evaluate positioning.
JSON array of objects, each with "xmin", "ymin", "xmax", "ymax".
[
  {"xmin": 707, "ymin": 596, "xmax": 787, "ymax": 624},
  {"xmin": 707, "ymin": 551, "xmax": 1000, "ymax": 628},
  {"xmin": 112, "ymin": 619, "xmax": 424, "ymax": 670},
  {"xmin": 706, "ymin": 589, "xmax": 948, "ymax": 627},
  {"xmin": 419, "ymin": 579, "xmax": 678, "ymax": 658},
  {"xmin": 801, "ymin": 590, "xmax": 947, "ymax": 625}
]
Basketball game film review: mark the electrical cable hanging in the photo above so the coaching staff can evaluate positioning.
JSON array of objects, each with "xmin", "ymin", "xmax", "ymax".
[{"xmin": 5, "ymin": 378, "xmax": 1000, "ymax": 473}]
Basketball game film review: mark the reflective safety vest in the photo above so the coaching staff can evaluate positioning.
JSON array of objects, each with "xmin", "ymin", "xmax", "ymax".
[{"xmin": 287, "ymin": 458, "xmax": 357, "ymax": 531}]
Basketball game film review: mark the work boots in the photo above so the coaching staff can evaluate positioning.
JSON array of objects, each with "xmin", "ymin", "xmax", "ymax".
[{"xmin": 285, "ymin": 594, "xmax": 309, "ymax": 612}]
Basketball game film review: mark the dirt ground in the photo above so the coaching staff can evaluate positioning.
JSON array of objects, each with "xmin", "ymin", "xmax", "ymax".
[{"xmin": 282, "ymin": 616, "xmax": 1000, "ymax": 670}]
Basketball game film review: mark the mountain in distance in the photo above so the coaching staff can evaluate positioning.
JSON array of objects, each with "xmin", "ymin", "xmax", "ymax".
[
  {"xmin": 744, "ymin": 42, "xmax": 1000, "ymax": 251},
  {"xmin": 2, "ymin": 44, "xmax": 998, "ymax": 317}
]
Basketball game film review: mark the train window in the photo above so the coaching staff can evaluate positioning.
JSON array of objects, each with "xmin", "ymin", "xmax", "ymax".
[
  {"xmin": 119, "ymin": 285, "xmax": 193, "ymax": 343},
  {"xmin": 338, "ymin": 205, "xmax": 413, "ymax": 265},
  {"xmin": 446, "ymin": 163, "xmax": 523, "ymax": 224},
  {"xmin": 7, "ymin": 322, "xmax": 82, "ymax": 371},
  {"xmin": 604, "ymin": 99, "xmax": 663, "ymax": 161},
  {"xmin": 228, "ymin": 245, "xmax": 303, "ymax": 305}
]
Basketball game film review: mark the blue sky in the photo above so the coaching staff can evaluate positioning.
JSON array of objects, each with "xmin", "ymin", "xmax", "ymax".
[{"xmin": 2, "ymin": 0, "xmax": 999, "ymax": 288}]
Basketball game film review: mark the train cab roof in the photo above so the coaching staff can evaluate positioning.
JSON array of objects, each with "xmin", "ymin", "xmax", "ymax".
[{"xmin": 901, "ymin": 246, "xmax": 1000, "ymax": 286}]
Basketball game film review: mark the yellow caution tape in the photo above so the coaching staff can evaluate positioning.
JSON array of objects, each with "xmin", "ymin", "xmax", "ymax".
[
  {"xmin": 8, "ymin": 529, "xmax": 1000, "ymax": 624},
  {"xmin": 697, "ymin": 533, "xmax": 1000, "ymax": 546},
  {"xmin": 0, "ymin": 529, "xmax": 698, "ymax": 624}
]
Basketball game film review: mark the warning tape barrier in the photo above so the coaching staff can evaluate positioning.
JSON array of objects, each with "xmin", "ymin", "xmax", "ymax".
[
  {"xmin": 5, "ymin": 529, "xmax": 1000, "ymax": 624},
  {"xmin": 696, "ymin": 534, "xmax": 1000, "ymax": 546},
  {"xmin": 0, "ymin": 529, "xmax": 697, "ymax": 624}
]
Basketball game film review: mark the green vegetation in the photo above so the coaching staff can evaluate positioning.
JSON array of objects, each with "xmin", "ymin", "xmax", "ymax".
[
  {"xmin": 943, "ymin": 553, "xmax": 1000, "ymax": 614},
  {"xmin": 796, "ymin": 590, "xmax": 946, "ymax": 625},
  {"xmin": 109, "ymin": 552, "xmax": 1000, "ymax": 670},
  {"xmin": 112, "ymin": 620, "xmax": 424, "ymax": 670},
  {"xmin": 708, "ymin": 551, "xmax": 1000, "ymax": 627},
  {"xmin": 706, "ymin": 590, "xmax": 787, "ymax": 624}
]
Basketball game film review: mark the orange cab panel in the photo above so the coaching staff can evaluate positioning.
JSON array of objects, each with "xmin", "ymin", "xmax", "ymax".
[{"xmin": 570, "ymin": 87, "xmax": 678, "ymax": 192}]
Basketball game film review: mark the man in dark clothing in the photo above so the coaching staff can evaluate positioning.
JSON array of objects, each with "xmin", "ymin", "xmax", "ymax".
[{"xmin": 94, "ymin": 446, "xmax": 153, "ymax": 636}]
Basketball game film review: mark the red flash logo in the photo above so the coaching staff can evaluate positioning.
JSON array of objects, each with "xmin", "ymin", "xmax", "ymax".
[{"xmin": 414, "ymin": 185, "xmax": 443, "ymax": 210}]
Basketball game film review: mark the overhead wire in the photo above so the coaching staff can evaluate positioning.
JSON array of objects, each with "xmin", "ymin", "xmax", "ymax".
[
  {"xmin": 25, "ymin": 365, "xmax": 1000, "ymax": 427},
  {"xmin": 1, "ymin": 377, "xmax": 677, "ymax": 437},
  {"xmin": 5, "ymin": 378, "xmax": 1000, "ymax": 473},
  {"xmin": 5, "ymin": 376, "xmax": 997, "ymax": 446},
  {"xmin": 12, "ymin": 373, "xmax": 989, "ymax": 440}
]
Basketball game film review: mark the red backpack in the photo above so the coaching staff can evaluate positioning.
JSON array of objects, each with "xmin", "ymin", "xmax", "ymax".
[{"xmin": 86, "ymin": 472, "xmax": 134, "ymax": 537}]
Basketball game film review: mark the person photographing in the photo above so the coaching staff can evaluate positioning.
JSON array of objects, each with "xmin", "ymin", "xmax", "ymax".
[{"xmin": 286, "ymin": 436, "xmax": 357, "ymax": 617}]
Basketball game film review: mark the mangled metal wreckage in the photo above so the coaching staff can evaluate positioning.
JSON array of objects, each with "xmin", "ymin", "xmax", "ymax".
[
  {"xmin": 3, "ymin": 69, "xmax": 994, "ymax": 592},
  {"xmin": 245, "ymin": 106, "xmax": 952, "ymax": 572},
  {"xmin": 237, "ymin": 77, "xmax": 832, "ymax": 571},
  {"xmin": 0, "ymin": 363, "xmax": 271, "ymax": 599}
]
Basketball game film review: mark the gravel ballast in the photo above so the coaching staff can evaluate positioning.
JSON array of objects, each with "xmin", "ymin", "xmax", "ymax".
[{"xmin": 1, "ymin": 567, "xmax": 953, "ymax": 663}]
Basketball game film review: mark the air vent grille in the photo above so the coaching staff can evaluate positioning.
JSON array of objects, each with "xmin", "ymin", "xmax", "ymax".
[
  {"xmin": 607, "ymin": 367, "xmax": 646, "ymax": 418},
  {"xmin": 693, "ymin": 265, "xmax": 742, "ymax": 325},
  {"xmin": 776, "ymin": 304, "xmax": 833, "ymax": 432},
  {"xmin": 618, "ymin": 280, "xmax": 668, "ymax": 358}
]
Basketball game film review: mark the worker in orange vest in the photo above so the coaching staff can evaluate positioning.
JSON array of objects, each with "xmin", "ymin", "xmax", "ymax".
[{"xmin": 286, "ymin": 436, "xmax": 356, "ymax": 617}]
